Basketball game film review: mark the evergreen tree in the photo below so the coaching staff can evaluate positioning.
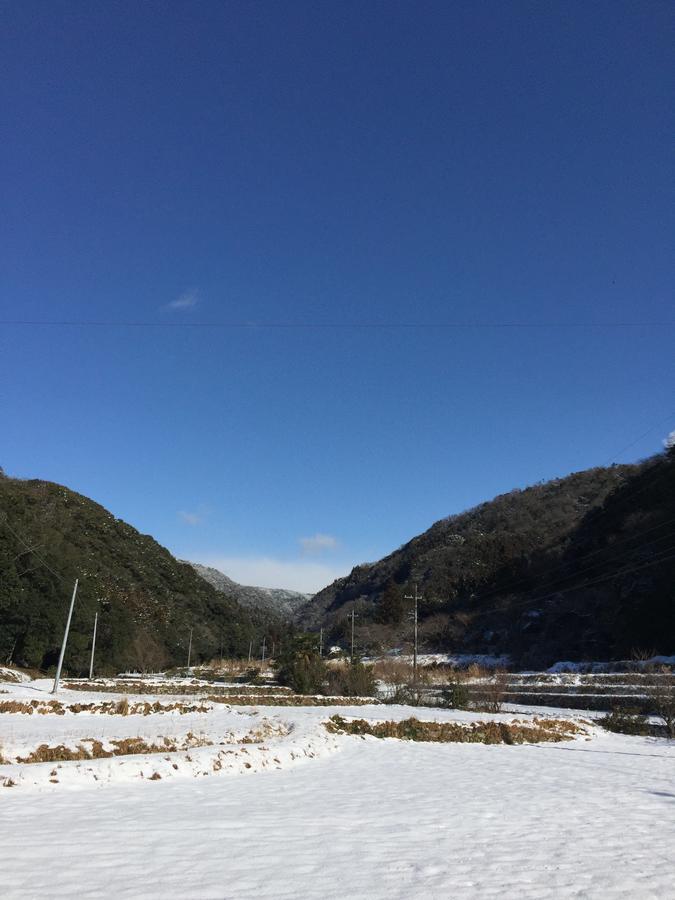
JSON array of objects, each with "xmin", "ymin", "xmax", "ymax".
[{"xmin": 376, "ymin": 580, "xmax": 405, "ymax": 625}]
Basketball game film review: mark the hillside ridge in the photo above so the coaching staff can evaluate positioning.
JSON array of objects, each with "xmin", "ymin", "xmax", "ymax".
[
  {"xmin": 0, "ymin": 473, "xmax": 281, "ymax": 674},
  {"xmin": 299, "ymin": 453, "xmax": 675, "ymax": 665},
  {"xmin": 188, "ymin": 562, "xmax": 312, "ymax": 619}
]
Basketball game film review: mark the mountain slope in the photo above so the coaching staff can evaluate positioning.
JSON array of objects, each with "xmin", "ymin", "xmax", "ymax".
[
  {"xmin": 0, "ymin": 473, "xmax": 278, "ymax": 674},
  {"xmin": 299, "ymin": 452, "xmax": 675, "ymax": 665},
  {"xmin": 188, "ymin": 562, "xmax": 311, "ymax": 619}
]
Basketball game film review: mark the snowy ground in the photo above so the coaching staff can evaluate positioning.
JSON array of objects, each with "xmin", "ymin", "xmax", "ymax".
[{"xmin": 1, "ymin": 676, "xmax": 674, "ymax": 898}]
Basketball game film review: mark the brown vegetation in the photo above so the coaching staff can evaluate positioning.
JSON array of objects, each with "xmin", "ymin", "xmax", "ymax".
[
  {"xmin": 644, "ymin": 666, "xmax": 675, "ymax": 738},
  {"xmin": 205, "ymin": 693, "xmax": 378, "ymax": 707},
  {"xmin": 63, "ymin": 680, "xmax": 289, "ymax": 696},
  {"xmin": 16, "ymin": 732, "xmax": 212, "ymax": 764},
  {"xmin": 325, "ymin": 714, "xmax": 584, "ymax": 744},
  {"xmin": 468, "ymin": 671, "xmax": 509, "ymax": 713},
  {"xmin": 0, "ymin": 698, "xmax": 211, "ymax": 716}
]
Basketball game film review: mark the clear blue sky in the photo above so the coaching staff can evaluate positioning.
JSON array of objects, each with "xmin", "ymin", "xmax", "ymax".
[{"xmin": 1, "ymin": 1, "xmax": 673, "ymax": 591}]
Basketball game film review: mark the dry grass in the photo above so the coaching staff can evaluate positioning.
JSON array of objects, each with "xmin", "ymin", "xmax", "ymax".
[
  {"xmin": 468, "ymin": 670, "xmax": 509, "ymax": 713},
  {"xmin": 0, "ymin": 699, "xmax": 66, "ymax": 715},
  {"xmin": 0, "ymin": 698, "xmax": 211, "ymax": 716},
  {"xmin": 198, "ymin": 658, "xmax": 275, "ymax": 677},
  {"xmin": 63, "ymin": 680, "xmax": 289, "ymax": 696},
  {"xmin": 371, "ymin": 658, "xmax": 414, "ymax": 687},
  {"xmin": 325, "ymin": 714, "xmax": 585, "ymax": 744},
  {"xmin": 205, "ymin": 693, "xmax": 379, "ymax": 707},
  {"xmin": 0, "ymin": 665, "xmax": 43, "ymax": 683},
  {"xmin": 240, "ymin": 719, "xmax": 291, "ymax": 743},
  {"xmin": 15, "ymin": 731, "xmax": 213, "ymax": 764}
]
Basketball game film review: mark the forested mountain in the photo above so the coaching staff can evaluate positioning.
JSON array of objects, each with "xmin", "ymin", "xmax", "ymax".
[
  {"xmin": 188, "ymin": 563, "xmax": 311, "ymax": 619},
  {"xmin": 0, "ymin": 472, "xmax": 283, "ymax": 674},
  {"xmin": 299, "ymin": 450, "xmax": 675, "ymax": 666},
  {"xmin": 3, "ymin": 448, "xmax": 673, "ymax": 676}
]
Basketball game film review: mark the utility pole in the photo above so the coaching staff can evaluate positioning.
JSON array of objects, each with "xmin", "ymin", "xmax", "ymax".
[
  {"xmin": 261, "ymin": 636, "xmax": 266, "ymax": 664},
  {"xmin": 350, "ymin": 609, "xmax": 355, "ymax": 663},
  {"xmin": 319, "ymin": 627, "xmax": 324, "ymax": 657},
  {"xmin": 220, "ymin": 633, "xmax": 224, "ymax": 666},
  {"xmin": 247, "ymin": 640, "xmax": 252, "ymax": 663},
  {"xmin": 404, "ymin": 584, "xmax": 423, "ymax": 701},
  {"xmin": 52, "ymin": 579, "xmax": 79, "ymax": 695},
  {"xmin": 271, "ymin": 641, "xmax": 275, "ymax": 659},
  {"xmin": 186, "ymin": 627, "xmax": 193, "ymax": 674},
  {"xmin": 88, "ymin": 610, "xmax": 98, "ymax": 680}
]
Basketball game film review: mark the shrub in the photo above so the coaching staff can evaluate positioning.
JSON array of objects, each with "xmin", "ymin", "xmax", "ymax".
[
  {"xmin": 275, "ymin": 636, "xmax": 326, "ymax": 694},
  {"xmin": 470, "ymin": 671, "xmax": 509, "ymax": 713},
  {"xmin": 644, "ymin": 668, "xmax": 675, "ymax": 739},
  {"xmin": 234, "ymin": 667, "xmax": 264, "ymax": 684},
  {"xmin": 597, "ymin": 707, "xmax": 651, "ymax": 736},
  {"xmin": 327, "ymin": 660, "xmax": 377, "ymax": 697},
  {"xmin": 440, "ymin": 679, "xmax": 470, "ymax": 710}
]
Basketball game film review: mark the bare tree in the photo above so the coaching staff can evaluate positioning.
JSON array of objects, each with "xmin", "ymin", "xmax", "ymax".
[
  {"xmin": 644, "ymin": 666, "xmax": 675, "ymax": 738},
  {"xmin": 131, "ymin": 632, "xmax": 168, "ymax": 674}
]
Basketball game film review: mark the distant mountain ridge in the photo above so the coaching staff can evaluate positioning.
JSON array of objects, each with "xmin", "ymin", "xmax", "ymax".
[{"xmin": 188, "ymin": 563, "xmax": 312, "ymax": 619}]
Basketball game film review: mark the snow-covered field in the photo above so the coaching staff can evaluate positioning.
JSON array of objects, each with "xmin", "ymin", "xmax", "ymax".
[{"xmin": 1, "ymin": 675, "xmax": 674, "ymax": 898}]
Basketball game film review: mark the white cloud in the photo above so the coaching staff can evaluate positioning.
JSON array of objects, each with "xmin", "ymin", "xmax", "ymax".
[
  {"xmin": 664, "ymin": 430, "xmax": 675, "ymax": 450},
  {"xmin": 167, "ymin": 289, "xmax": 199, "ymax": 310},
  {"xmin": 178, "ymin": 510, "xmax": 203, "ymax": 526},
  {"xmin": 299, "ymin": 533, "xmax": 338, "ymax": 555},
  {"xmin": 193, "ymin": 555, "xmax": 352, "ymax": 594}
]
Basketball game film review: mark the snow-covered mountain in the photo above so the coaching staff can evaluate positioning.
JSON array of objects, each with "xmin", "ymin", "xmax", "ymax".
[{"xmin": 188, "ymin": 562, "xmax": 312, "ymax": 620}]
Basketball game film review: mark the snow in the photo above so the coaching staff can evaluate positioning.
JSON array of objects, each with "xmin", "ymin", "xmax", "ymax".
[
  {"xmin": 0, "ymin": 666, "xmax": 31, "ymax": 683},
  {"xmin": 548, "ymin": 657, "xmax": 675, "ymax": 673},
  {"xmin": 376, "ymin": 652, "xmax": 511, "ymax": 669},
  {"xmin": 1, "ymin": 677, "xmax": 675, "ymax": 898}
]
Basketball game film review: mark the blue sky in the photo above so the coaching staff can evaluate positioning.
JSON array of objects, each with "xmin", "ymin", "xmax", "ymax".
[{"xmin": 1, "ymin": 1, "xmax": 673, "ymax": 591}]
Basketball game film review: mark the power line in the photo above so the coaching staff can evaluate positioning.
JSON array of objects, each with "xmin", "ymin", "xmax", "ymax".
[
  {"xmin": 1, "ymin": 319, "xmax": 674, "ymax": 330},
  {"xmin": 454, "ymin": 514, "xmax": 675, "ymax": 612},
  {"xmin": 601, "ymin": 411, "xmax": 675, "ymax": 466},
  {"xmin": 421, "ymin": 469, "xmax": 672, "ymax": 614},
  {"xmin": 454, "ymin": 544, "xmax": 675, "ymax": 623},
  {"xmin": 439, "ymin": 416, "xmax": 675, "ymax": 609},
  {"xmin": 0, "ymin": 513, "xmax": 64, "ymax": 582}
]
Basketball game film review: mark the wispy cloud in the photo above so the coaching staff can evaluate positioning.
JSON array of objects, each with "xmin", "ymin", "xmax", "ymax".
[
  {"xmin": 194, "ymin": 555, "xmax": 351, "ymax": 594},
  {"xmin": 178, "ymin": 510, "xmax": 204, "ymax": 526},
  {"xmin": 299, "ymin": 533, "xmax": 339, "ymax": 555},
  {"xmin": 167, "ymin": 288, "xmax": 199, "ymax": 310}
]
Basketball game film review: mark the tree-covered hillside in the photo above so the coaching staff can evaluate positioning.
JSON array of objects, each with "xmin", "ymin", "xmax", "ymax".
[
  {"xmin": 0, "ymin": 472, "xmax": 282, "ymax": 674},
  {"xmin": 299, "ymin": 450, "xmax": 675, "ymax": 666}
]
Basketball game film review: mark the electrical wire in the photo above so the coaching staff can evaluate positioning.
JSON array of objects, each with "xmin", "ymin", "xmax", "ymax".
[
  {"xmin": 449, "ymin": 544, "xmax": 675, "ymax": 623},
  {"xmin": 0, "ymin": 512, "xmax": 64, "ymax": 582},
  {"xmin": 1, "ymin": 319, "xmax": 675, "ymax": 330}
]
